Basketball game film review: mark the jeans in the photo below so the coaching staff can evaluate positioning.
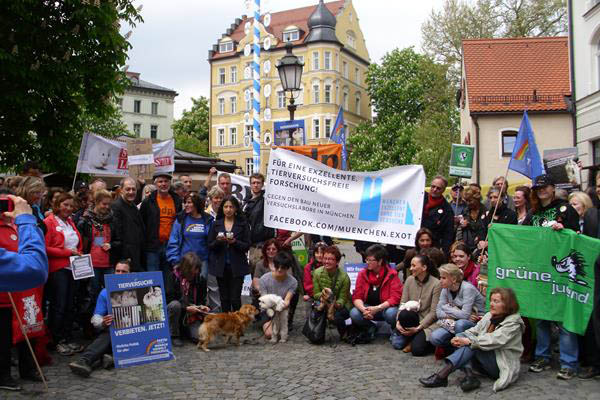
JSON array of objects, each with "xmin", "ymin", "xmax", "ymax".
[
  {"xmin": 81, "ymin": 330, "xmax": 111, "ymax": 365},
  {"xmin": 430, "ymin": 319, "xmax": 476, "ymax": 347},
  {"xmin": 446, "ymin": 344, "xmax": 500, "ymax": 379},
  {"xmin": 216, "ymin": 265, "xmax": 244, "ymax": 312},
  {"xmin": 535, "ymin": 320, "xmax": 579, "ymax": 370},
  {"xmin": 90, "ymin": 268, "xmax": 114, "ymax": 314},
  {"xmin": 350, "ymin": 306, "xmax": 398, "ymax": 328},
  {"xmin": 47, "ymin": 268, "xmax": 76, "ymax": 343},
  {"xmin": 146, "ymin": 243, "xmax": 168, "ymax": 273},
  {"xmin": 390, "ymin": 330, "xmax": 432, "ymax": 356}
]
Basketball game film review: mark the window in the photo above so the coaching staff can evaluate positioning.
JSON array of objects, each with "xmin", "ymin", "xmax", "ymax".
[
  {"xmin": 150, "ymin": 125, "xmax": 158, "ymax": 139},
  {"xmin": 355, "ymin": 95, "xmax": 361, "ymax": 115},
  {"xmin": 219, "ymin": 41, "xmax": 233, "ymax": 53},
  {"xmin": 313, "ymin": 118, "xmax": 320, "ymax": 139},
  {"xmin": 217, "ymin": 128, "xmax": 225, "ymax": 147},
  {"xmin": 218, "ymin": 98, "xmax": 225, "ymax": 115},
  {"xmin": 116, "ymin": 98, "xmax": 123, "ymax": 110},
  {"xmin": 230, "ymin": 96, "xmax": 237, "ymax": 114},
  {"xmin": 133, "ymin": 123, "xmax": 141, "ymax": 137},
  {"xmin": 245, "ymin": 124, "xmax": 253, "ymax": 140},
  {"xmin": 219, "ymin": 68, "xmax": 226, "ymax": 84},
  {"xmin": 343, "ymin": 61, "xmax": 348, "ymax": 78},
  {"xmin": 245, "ymin": 158, "xmax": 254, "ymax": 175},
  {"xmin": 324, "ymin": 84, "xmax": 331, "ymax": 103},
  {"xmin": 355, "ymin": 68, "xmax": 360, "ymax": 84},
  {"xmin": 325, "ymin": 119, "xmax": 332, "ymax": 138},
  {"xmin": 134, "ymin": 100, "xmax": 141, "ymax": 113},
  {"xmin": 324, "ymin": 51, "xmax": 331, "ymax": 70},
  {"xmin": 347, "ymin": 33, "xmax": 356, "ymax": 49},
  {"xmin": 230, "ymin": 127, "xmax": 237, "ymax": 146},
  {"xmin": 313, "ymin": 84, "xmax": 320, "ymax": 104},
  {"xmin": 593, "ymin": 139, "xmax": 600, "ymax": 166},
  {"xmin": 283, "ymin": 30, "xmax": 299, "ymax": 42},
  {"xmin": 313, "ymin": 52, "xmax": 319, "ymax": 70},
  {"xmin": 230, "ymin": 66, "xmax": 237, "ymax": 83},
  {"xmin": 245, "ymin": 91, "xmax": 251, "ymax": 111},
  {"xmin": 501, "ymin": 130, "xmax": 518, "ymax": 156},
  {"xmin": 277, "ymin": 91, "xmax": 285, "ymax": 108},
  {"xmin": 343, "ymin": 91, "xmax": 349, "ymax": 110},
  {"xmin": 151, "ymin": 102, "xmax": 158, "ymax": 115}
]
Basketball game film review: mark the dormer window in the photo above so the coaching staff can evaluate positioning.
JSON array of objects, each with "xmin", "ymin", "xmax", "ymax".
[
  {"xmin": 219, "ymin": 40, "xmax": 234, "ymax": 53},
  {"xmin": 346, "ymin": 30, "xmax": 356, "ymax": 49},
  {"xmin": 283, "ymin": 26, "xmax": 300, "ymax": 42}
]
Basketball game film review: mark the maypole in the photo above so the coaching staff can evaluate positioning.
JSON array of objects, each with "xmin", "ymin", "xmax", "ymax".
[{"xmin": 252, "ymin": 0, "xmax": 261, "ymax": 172}]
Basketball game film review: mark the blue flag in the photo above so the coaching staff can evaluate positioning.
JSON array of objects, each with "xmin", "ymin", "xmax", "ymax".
[
  {"xmin": 508, "ymin": 111, "xmax": 544, "ymax": 180},
  {"xmin": 330, "ymin": 105, "xmax": 348, "ymax": 170}
]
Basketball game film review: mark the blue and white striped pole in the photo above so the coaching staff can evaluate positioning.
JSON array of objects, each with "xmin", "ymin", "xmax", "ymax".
[{"xmin": 252, "ymin": 0, "xmax": 261, "ymax": 173}]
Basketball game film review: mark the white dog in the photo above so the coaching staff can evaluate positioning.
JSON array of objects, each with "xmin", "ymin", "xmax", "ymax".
[
  {"xmin": 258, "ymin": 294, "xmax": 288, "ymax": 344},
  {"xmin": 398, "ymin": 300, "xmax": 420, "ymax": 312}
]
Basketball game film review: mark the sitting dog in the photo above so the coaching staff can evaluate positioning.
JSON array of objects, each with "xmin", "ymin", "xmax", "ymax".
[
  {"xmin": 197, "ymin": 304, "xmax": 258, "ymax": 352},
  {"xmin": 258, "ymin": 294, "xmax": 288, "ymax": 344},
  {"xmin": 315, "ymin": 288, "xmax": 336, "ymax": 321},
  {"xmin": 398, "ymin": 300, "xmax": 420, "ymax": 312}
]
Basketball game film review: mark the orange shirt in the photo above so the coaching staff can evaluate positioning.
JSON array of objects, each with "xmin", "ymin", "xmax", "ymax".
[{"xmin": 156, "ymin": 194, "xmax": 176, "ymax": 243}]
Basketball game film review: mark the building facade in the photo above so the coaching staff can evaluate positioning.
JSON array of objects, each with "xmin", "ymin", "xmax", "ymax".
[
  {"xmin": 208, "ymin": 0, "xmax": 371, "ymax": 174},
  {"xmin": 119, "ymin": 72, "xmax": 178, "ymax": 141},
  {"xmin": 570, "ymin": 0, "xmax": 600, "ymax": 186},
  {"xmin": 460, "ymin": 37, "xmax": 574, "ymax": 186}
]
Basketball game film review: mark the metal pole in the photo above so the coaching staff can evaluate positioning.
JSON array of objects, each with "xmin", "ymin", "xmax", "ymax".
[{"xmin": 252, "ymin": 0, "xmax": 261, "ymax": 173}]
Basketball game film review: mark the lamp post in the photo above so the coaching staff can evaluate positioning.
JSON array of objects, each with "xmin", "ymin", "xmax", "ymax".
[{"xmin": 276, "ymin": 42, "xmax": 304, "ymax": 121}]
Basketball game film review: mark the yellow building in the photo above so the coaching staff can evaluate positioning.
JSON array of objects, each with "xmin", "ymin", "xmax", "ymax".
[{"xmin": 208, "ymin": 0, "xmax": 371, "ymax": 174}]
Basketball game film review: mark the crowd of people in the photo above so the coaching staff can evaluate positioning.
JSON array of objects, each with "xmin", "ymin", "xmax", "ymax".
[{"xmin": 0, "ymin": 161, "xmax": 599, "ymax": 393}]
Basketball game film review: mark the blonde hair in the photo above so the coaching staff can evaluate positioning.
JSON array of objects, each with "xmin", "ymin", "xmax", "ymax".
[
  {"xmin": 568, "ymin": 191, "xmax": 593, "ymax": 215},
  {"xmin": 94, "ymin": 189, "xmax": 112, "ymax": 204},
  {"xmin": 15, "ymin": 176, "xmax": 45, "ymax": 202},
  {"xmin": 439, "ymin": 263, "xmax": 464, "ymax": 283},
  {"xmin": 207, "ymin": 185, "xmax": 225, "ymax": 199}
]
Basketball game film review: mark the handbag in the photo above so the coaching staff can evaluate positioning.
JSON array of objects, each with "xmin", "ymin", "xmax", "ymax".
[{"xmin": 302, "ymin": 270, "xmax": 339, "ymax": 344}]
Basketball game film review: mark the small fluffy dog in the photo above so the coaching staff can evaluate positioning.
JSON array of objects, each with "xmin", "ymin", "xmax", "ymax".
[
  {"xmin": 258, "ymin": 294, "xmax": 288, "ymax": 344},
  {"xmin": 197, "ymin": 304, "xmax": 258, "ymax": 352},
  {"xmin": 316, "ymin": 288, "xmax": 336, "ymax": 321},
  {"xmin": 399, "ymin": 300, "xmax": 420, "ymax": 312}
]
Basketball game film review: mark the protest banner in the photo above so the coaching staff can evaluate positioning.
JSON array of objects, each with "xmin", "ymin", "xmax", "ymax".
[
  {"xmin": 264, "ymin": 148, "xmax": 425, "ymax": 246},
  {"xmin": 127, "ymin": 138, "xmax": 155, "ymax": 180},
  {"xmin": 218, "ymin": 171, "xmax": 251, "ymax": 204},
  {"xmin": 543, "ymin": 147, "xmax": 581, "ymax": 190},
  {"xmin": 279, "ymin": 143, "xmax": 343, "ymax": 170},
  {"xmin": 76, "ymin": 133, "xmax": 174, "ymax": 176},
  {"xmin": 449, "ymin": 144, "xmax": 475, "ymax": 178},
  {"xmin": 292, "ymin": 235, "xmax": 308, "ymax": 268},
  {"xmin": 488, "ymin": 224, "xmax": 600, "ymax": 335},
  {"xmin": 105, "ymin": 272, "xmax": 173, "ymax": 368},
  {"xmin": 274, "ymin": 120, "xmax": 305, "ymax": 146}
]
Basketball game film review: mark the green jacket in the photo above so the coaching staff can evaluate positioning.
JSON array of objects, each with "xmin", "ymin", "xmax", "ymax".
[{"xmin": 312, "ymin": 266, "xmax": 351, "ymax": 310}]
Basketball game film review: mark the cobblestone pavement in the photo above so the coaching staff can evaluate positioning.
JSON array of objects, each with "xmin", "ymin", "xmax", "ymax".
[{"xmin": 3, "ymin": 242, "xmax": 599, "ymax": 399}]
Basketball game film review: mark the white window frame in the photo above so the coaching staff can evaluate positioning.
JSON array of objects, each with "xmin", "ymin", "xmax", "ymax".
[
  {"xmin": 134, "ymin": 99, "xmax": 141, "ymax": 113},
  {"xmin": 499, "ymin": 129, "xmax": 519, "ymax": 157},
  {"xmin": 343, "ymin": 91, "xmax": 349, "ymax": 110},
  {"xmin": 217, "ymin": 128, "xmax": 226, "ymax": 147},
  {"xmin": 312, "ymin": 52, "xmax": 319, "ymax": 70},
  {"xmin": 219, "ymin": 68, "xmax": 226, "ymax": 84},
  {"xmin": 245, "ymin": 124, "xmax": 253, "ymax": 141},
  {"xmin": 343, "ymin": 61, "xmax": 348, "ymax": 79},
  {"xmin": 245, "ymin": 157, "xmax": 254, "ymax": 175},
  {"xmin": 355, "ymin": 67, "xmax": 360, "ymax": 84},
  {"xmin": 283, "ymin": 30, "xmax": 299, "ymax": 42},
  {"xmin": 324, "ymin": 84, "xmax": 331, "ymax": 103},
  {"xmin": 325, "ymin": 118, "xmax": 332, "ymax": 138},
  {"xmin": 324, "ymin": 51, "xmax": 331, "ymax": 70},
  {"xmin": 230, "ymin": 127, "xmax": 237, "ymax": 146},
  {"xmin": 150, "ymin": 125, "xmax": 158, "ymax": 139},
  {"xmin": 230, "ymin": 66, "xmax": 237, "ymax": 83},
  {"xmin": 277, "ymin": 91, "xmax": 285, "ymax": 108},
  {"xmin": 313, "ymin": 83, "xmax": 320, "ymax": 104},
  {"xmin": 151, "ymin": 102, "xmax": 158, "ymax": 115},
  {"xmin": 313, "ymin": 118, "xmax": 320, "ymax": 139},
  {"xmin": 218, "ymin": 98, "xmax": 225, "ymax": 115},
  {"xmin": 230, "ymin": 96, "xmax": 237, "ymax": 114},
  {"xmin": 355, "ymin": 95, "xmax": 361, "ymax": 115},
  {"xmin": 347, "ymin": 34, "xmax": 356, "ymax": 49},
  {"xmin": 219, "ymin": 41, "xmax": 233, "ymax": 53},
  {"xmin": 133, "ymin": 123, "xmax": 141, "ymax": 137}
]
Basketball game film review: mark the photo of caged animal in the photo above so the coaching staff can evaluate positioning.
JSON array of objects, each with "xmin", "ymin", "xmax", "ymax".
[
  {"xmin": 258, "ymin": 294, "xmax": 288, "ymax": 344},
  {"xmin": 197, "ymin": 304, "xmax": 258, "ymax": 352}
]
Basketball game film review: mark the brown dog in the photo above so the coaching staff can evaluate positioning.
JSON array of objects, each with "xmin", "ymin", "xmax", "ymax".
[
  {"xmin": 316, "ymin": 288, "xmax": 336, "ymax": 321},
  {"xmin": 197, "ymin": 304, "xmax": 258, "ymax": 352}
]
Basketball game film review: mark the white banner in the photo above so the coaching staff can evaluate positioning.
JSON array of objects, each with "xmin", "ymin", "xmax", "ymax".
[
  {"xmin": 264, "ymin": 148, "xmax": 425, "ymax": 246},
  {"xmin": 76, "ymin": 133, "xmax": 174, "ymax": 176}
]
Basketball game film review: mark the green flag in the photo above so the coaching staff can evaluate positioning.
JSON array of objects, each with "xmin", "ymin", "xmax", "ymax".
[{"xmin": 488, "ymin": 224, "xmax": 599, "ymax": 335}]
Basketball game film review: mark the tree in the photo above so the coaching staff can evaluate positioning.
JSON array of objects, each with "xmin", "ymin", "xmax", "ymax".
[
  {"xmin": 348, "ymin": 48, "xmax": 459, "ymax": 180},
  {"xmin": 0, "ymin": 0, "xmax": 142, "ymax": 173},
  {"xmin": 172, "ymin": 96, "xmax": 211, "ymax": 156},
  {"xmin": 421, "ymin": 0, "xmax": 567, "ymax": 85}
]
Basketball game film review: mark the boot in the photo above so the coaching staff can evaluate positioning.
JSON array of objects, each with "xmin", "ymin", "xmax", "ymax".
[{"xmin": 460, "ymin": 368, "xmax": 481, "ymax": 392}]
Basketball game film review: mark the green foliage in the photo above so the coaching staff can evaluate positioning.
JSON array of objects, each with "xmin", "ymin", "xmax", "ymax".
[
  {"xmin": 348, "ymin": 48, "xmax": 458, "ymax": 180},
  {"xmin": 421, "ymin": 0, "xmax": 567, "ymax": 85},
  {"xmin": 0, "ymin": 0, "xmax": 142, "ymax": 173},
  {"xmin": 172, "ymin": 96, "xmax": 211, "ymax": 156},
  {"xmin": 79, "ymin": 103, "xmax": 128, "ymax": 138}
]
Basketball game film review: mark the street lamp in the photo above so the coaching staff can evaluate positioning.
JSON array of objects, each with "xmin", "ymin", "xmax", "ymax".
[{"xmin": 276, "ymin": 42, "xmax": 304, "ymax": 121}]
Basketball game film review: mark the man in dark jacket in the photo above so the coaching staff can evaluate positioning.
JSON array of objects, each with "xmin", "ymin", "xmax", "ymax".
[
  {"xmin": 111, "ymin": 177, "xmax": 145, "ymax": 272},
  {"xmin": 421, "ymin": 175, "xmax": 455, "ymax": 256},
  {"xmin": 243, "ymin": 173, "xmax": 274, "ymax": 275},
  {"xmin": 140, "ymin": 172, "xmax": 182, "ymax": 274}
]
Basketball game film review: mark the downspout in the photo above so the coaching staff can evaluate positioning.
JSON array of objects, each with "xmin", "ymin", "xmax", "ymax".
[
  {"xmin": 473, "ymin": 115, "xmax": 481, "ymax": 183},
  {"xmin": 567, "ymin": 0, "xmax": 577, "ymax": 147}
]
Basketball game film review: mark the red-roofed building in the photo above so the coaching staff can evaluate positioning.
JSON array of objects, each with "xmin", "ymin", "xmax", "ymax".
[
  {"xmin": 208, "ymin": 0, "xmax": 371, "ymax": 173},
  {"xmin": 459, "ymin": 36, "xmax": 574, "ymax": 185}
]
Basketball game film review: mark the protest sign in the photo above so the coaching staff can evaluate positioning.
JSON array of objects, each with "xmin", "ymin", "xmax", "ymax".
[
  {"xmin": 105, "ymin": 272, "xmax": 173, "ymax": 368},
  {"xmin": 543, "ymin": 147, "xmax": 580, "ymax": 190},
  {"xmin": 274, "ymin": 120, "xmax": 305, "ymax": 146},
  {"xmin": 264, "ymin": 148, "xmax": 425, "ymax": 246},
  {"xmin": 127, "ymin": 138, "xmax": 155, "ymax": 180},
  {"xmin": 488, "ymin": 224, "xmax": 600, "ymax": 335},
  {"xmin": 70, "ymin": 255, "xmax": 95, "ymax": 280},
  {"xmin": 279, "ymin": 144, "xmax": 343, "ymax": 170},
  {"xmin": 241, "ymin": 274, "xmax": 253, "ymax": 297},
  {"xmin": 11, "ymin": 287, "xmax": 44, "ymax": 344},
  {"xmin": 449, "ymin": 144, "xmax": 475, "ymax": 178},
  {"xmin": 292, "ymin": 235, "xmax": 308, "ymax": 268},
  {"xmin": 344, "ymin": 263, "xmax": 366, "ymax": 293},
  {"xmin": 218, "ymin": 171, "xmax": 251, "ymax": 204},
  {"xmin": 76, "ymin": 133, "xmax": 174, "ymax": 176}
]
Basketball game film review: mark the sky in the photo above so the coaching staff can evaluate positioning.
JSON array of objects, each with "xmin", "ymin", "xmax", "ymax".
[{"xmin": 124, "ymin": 0, "xmax": 440, "ymax": 118}]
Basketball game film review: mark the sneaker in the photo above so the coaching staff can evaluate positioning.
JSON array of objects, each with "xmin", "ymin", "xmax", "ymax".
[
  {"xmin": 529, "ymin": 358, "xmax": 551, "ymax": 373},
  {"xmin": 557, "ymin": 367, "xmax": 576, "ymax": 380},
  {"xmin": 56, "ymin": 342, "xmax": 74, "ymax": 356},
  {"xmin": 68, "ymin": 342, "xmax": 84, "ymax": 353},
  {"xmin": 69, "ymin": 359, "xmax": 92, "ymax": 378},
  {"xmin": 0, "ymin": 375, "xmax": 22, "ymax": 391},
  {"xmin": 419, "ymin": 373, "xmax": 448, "ymax": 388},
  {"xmin": 102, "ymin": 354, "xmax": 114, "ymax": 370},
  {"xmin": 578, "ymin": 366, "xmax": 600, "ymax": 380}
]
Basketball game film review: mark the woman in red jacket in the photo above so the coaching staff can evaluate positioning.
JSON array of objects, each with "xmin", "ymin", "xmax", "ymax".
[
  {"xmin": 302, "ymin": 241, "xmax": 327, "ymax": 301},
  {"xmin": 44, "ymin": 192, "xmax": 83, "ymax": 356},
  {"xmin": 351, "ymin": 244, "xmax": 403, "ymax": 332}
]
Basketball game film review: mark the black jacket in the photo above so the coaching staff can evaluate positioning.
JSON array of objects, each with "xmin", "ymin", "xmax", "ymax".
[
  {"xmin": 207, "ymin": 217, "xmax": 250, "ymax": 278},
  {"xmin": 76, "ymin": 211, "xmax": 118, "ymax": 267},
  {"xmin": 583, "ymin": 208, "xmax": 600, "ymax": 238},
  {"xmin": 421, "ymin": 193, "xmax": 455, "ymax": 256},
  {"xmin": 456, "ymin": 206, "xmax": 487, "ymax": 254},
  {"xmin": 139, "ymin": 190, "xmax": 182, "ymax": 251},
  {"xmin": 111, "ymin": 196, "xmax": 145, "ymax": 271},
  {"xmin": 243, "ymin": 191, "xmax": 275, "ymax": 245},
  {"xmin": 482, "ymin": 204, "xmax": 518, "ymax": 237},
  {"xmin": 527, "ymin": 199, "xmax": 579, "ymax": 232}
]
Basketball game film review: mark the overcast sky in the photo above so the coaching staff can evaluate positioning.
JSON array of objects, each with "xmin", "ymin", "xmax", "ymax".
[{"xmin": 125, "ymin": 0, "xmax": 440, "ymax": 118}]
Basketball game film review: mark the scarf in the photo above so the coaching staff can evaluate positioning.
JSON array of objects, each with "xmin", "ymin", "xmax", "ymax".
[
  {"xmin": 82, "ymin": 207, "xmax": 113, "ymax": 232},
  {"xmin": 173, "ymin": 265, "xmax": 193, "ymax": 298},
  {"xmin": 488, "ymin": 315, "xmax": 506, "ymax": 333},
  {"xmin": 423, "ymin": 193, "xmax": 443, "ymax": 217},
  {"xmin": 366, "ymin": 265, "xmax": 387, "ymax": 287},
  {"xmin": 462, "ymin": 260, "xmax": 476, "ymax": 281}
]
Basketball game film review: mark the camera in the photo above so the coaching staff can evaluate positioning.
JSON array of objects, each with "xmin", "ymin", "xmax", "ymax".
[{"xmin": 0, "ymin": 196, "xmax": 14, "ymax": 213}]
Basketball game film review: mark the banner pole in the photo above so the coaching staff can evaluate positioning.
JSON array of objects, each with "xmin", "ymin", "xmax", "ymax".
[
  {"xmin": 7, "ymin": 293, "xmax": 48, "ymax": 391},
  {"xmin": 455, "ymin": 178, "xmax": 461, "ymax": 215},
  {"xmin": 70, "ymin": 172, "xmax": 78, "ymax": 193},
  {"xmin": 484, "ymin": 163, "xmax": 511, "ymax": 243}
]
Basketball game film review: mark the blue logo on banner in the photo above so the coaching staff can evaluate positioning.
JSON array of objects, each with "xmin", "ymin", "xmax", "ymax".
[{"xmin": 359, "ymin": 177, "xmax": 383, "ymax": 222}]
